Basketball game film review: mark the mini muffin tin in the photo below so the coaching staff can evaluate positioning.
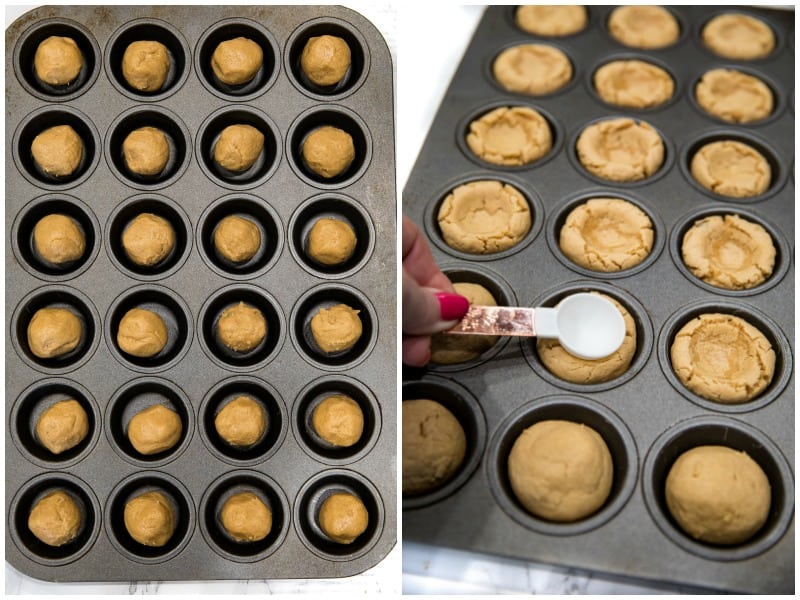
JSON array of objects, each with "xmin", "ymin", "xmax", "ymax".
[
  {"xmin": 402, "ymin": 6, "xmax": 793, "ymax": 594},
  {"xmin": 7, "ymin": 5, "xmax": 395, "ymax": 581}
]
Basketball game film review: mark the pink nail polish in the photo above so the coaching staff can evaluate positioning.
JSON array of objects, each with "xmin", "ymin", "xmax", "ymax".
[{"xmin": 435, "ymin": 292, "xmax": 469, "ymax": 321}]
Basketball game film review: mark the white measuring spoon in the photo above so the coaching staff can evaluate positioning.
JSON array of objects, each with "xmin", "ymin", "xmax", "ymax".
[{"xmin": 445, "ymin": 292, "xmax": 625, "ymax": 360}]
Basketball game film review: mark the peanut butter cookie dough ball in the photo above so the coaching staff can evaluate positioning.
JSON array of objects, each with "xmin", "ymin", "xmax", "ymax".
[
  {"xmin": 690, "ymin": 140, "xmax": 771, "ymax": 198},
  {"xmin": 702, "ymin": 14, "xmax": 775, "ymax": 60},
  {"xmin": 117, "ymin": 308, "xmax": 168, "ymax": 358},
  {"xmin": 28, "ymin": 490, "xmax": 81, "ymax": 547},
  {"xmin": 670, "ymin": 313, "xmax": 775, "ymax": 404},
  {"xmin": 123, "ymin": 127, "xmax": 169, "ymax": 176},
  {"xmin": 214, "ymin": 124, "xmax": 264, "ymax": 172},
  {"xmin": 218, "ymin": 302, "xmax": 267, "ymax": 353},
  {"xmin": 310, "ymin": 304, "xmax": 362, "ymax": 353},
  {"xmin": 402, "ymin": 399, "xmax": 467, "ymax": 496},
  {"xmin": 122, "ymin": 213, "xmax": 175, "ymax": 267},
  {"xmin": 33, "ymin": 214, "xmax": 86, "ymax": 265},
  {"xmin": 430, "ymin": 282, "xmax": 499, "ymax": 364},
  {"xmin": 594, "ymin": 60, "xmax": 674, "ymax": 109},
  {"xmin": 493, "ymin": 44, "xmax": 572, "ymax": 96},
  {"xmin": 27, "ymin": 307, "xmax": 82, "ymax": 359},
  {"xmin": 122, "ymin": 40, "xmax": 170, "ymax": 92},
  {"xmin": 467, "ymin": 106, "xmax": 552, "ymax": 166},
  {"xmin": 516, "ymin": 6, "xmax": 587, "ymax": 37},
  {"xmin": 318, "ymin": 492, "xmax": 368, "ymax": 544},
  {"xmin": 508, "ymin": 420, "xmax": 613, "ymax": 522},
  {"xmin": 214, "ymin": 396, "xmax": 266, "ymax": 447},
  {"xmin": 312, "ymin": 394, "xmax": 364, "ymax": 447},
  {"xmin": 127, "ymin": 404, "xmax": 182, "ymax": 455},
  {"xmin": 36, "ymin": 399, "xmax": 90, "ymax": 455},
  {"xmin": 438, "ymin": 180, "xmax": 531, "ymax": 254},
  {"xmin": 666, "ymin": 445, "xmax": 770, "ymax": 545},
  {"xmin": 301, "ymin": 35, "xmax": 352, "ymax": 87},
  {"xmin": 682, "ymin": 214, "xmax": 775, "ymax": 290},
  {"xmin": 211, "ymin": 37, "xmax": 263, "ymax": 85},
  {"xmin": 559, "ymin": 198, "xmax": 654, "ymax": 272},
  {"xmin": 31, "ymin": 125, "xmax": 83, "ymax": 178},
  {"xmin": 576, "ymin": 118, "xmax": 664, "ymax": 183},
  {"xmin": 221, "ymin": 492, "xmax": 272, "ymax": 542},
  {"xmin": 608, "ymin": 6, "xmax": 680, "ymax": 50},
  {"xmin": 34, "ymin": 36, "xmax": 83, "ymax": 86},
  {"xmin": 537, "ymin": 293, "xmax": 636, "ymax": 384},
  {"xmin": 307, "ymin": 218, "xmax": 357, "ymax": 266},
  {"xmin": 214, "ymin": 215, "xmax": 261, "ymax": 263},
  {"xmin": 696, "ymin": 69, "xmax": 773, "ymax": 124},
  {"xmin": 302, "ymin": 126, "xmax": 355, "ymax": 179},
  {"xmin": 124, "ymin": 490, "xmax": 175, "ymax": 547}
]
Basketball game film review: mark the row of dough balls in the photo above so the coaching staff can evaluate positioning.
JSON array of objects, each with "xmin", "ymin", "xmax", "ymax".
[
  {"xmin": 515, "ymin": 5, "xmax": 776, "ymax": 60},
  {"xmin": 402, "ymin": 399, "xmax": 771, "ymax": 545},
  {"xmin": 34, "ymin": 33, "xmax": 352, "ymax": 90}
]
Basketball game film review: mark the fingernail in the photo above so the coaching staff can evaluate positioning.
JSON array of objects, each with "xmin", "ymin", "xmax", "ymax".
[{"xmin": 435, "ymin": 292, "xmax": 469, "ymax": 321}]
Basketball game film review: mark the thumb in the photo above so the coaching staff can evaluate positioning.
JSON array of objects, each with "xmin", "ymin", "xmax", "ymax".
[{"xmin": 403, "ymin": 270, "xmax": 469, "ymax": 335}]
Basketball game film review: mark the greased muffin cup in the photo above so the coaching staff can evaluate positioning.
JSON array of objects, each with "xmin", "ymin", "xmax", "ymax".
[
  {"xmin": 403, "ymin": 6, "xmax": 793, "ymax": 594},
  {"xmin": 7, "ymin": 5, "xmax": 395, "ymax": 582}
]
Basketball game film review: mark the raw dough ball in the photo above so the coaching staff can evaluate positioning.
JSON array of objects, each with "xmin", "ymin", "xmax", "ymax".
[
  {"xmin": 214, "ymin": 396, "xmax": 267, "ymax": 447},
  {"xmin": 34, "ymin": 35, "xmax": 83, "ymax": 86},
  {"xmin": 702, "ymin": 14, "xmax": 775, "ymax": 60},
  {"xmin": 670, "ymin": 313, "xmax": 775, "ymax": 404},
  {"xmin": 123, "ymin": 127, "xmax": 170, "ymax": 176},
  {"xmin": 221, "ymin": 492, "xmax": 272, "ymax": 542},
  {"xmin": 214, "ymin": 215, "xmax": 261, "ymax": 263},
  {"xmin": 27, "ymin": 307, "xmax": 82, "ymax": 359},
  {"xmin": 537, "ymin": 293, "xmax": 636, "ymax": 383},
  {"xmin": 608, "ymin": 6, "xmax": 680, "ymax": 49},
  {"xmin": 310, "ymin": 303, "xmax": 362, "ymax": 353},
  {"xmin": 318, "ymin": 492, "xmax": 368, "ymax": 544},
  {"xmin": 122, "ymin": 213, "xmax": 175, "ymax": 267},
  {"xmin": 31, "ymin": 125, "xmax": 83, "ymax": 177},
  {"xmin": 307, "ymin": 218, "xmax": 357, "ymax": 266},
  {"xmin": 28, "ymin": 490, "xmax": 81, "ymax": 546},
  {"xmin": 666, "ymin": 445, "xmax": 771, "ymax": 545},
  {"xmin": 594, "ymin": 60, "xmax": 674, "ymax": 109},
  {"xmin": 117, "ymin": 308, "xmax": 168, "ymax": 358},
  {"xmin": 36, "ymin": 399, "xmax": 90, "ymax": 454},
  {"xmin": 302, "ymin": 126, "xmax": 355, "ymax": 179},
  {"xmin": 124, "ymin": 490, "xmax": 175, "ymax": 547},
  {"xmin": 122, "ymin": 40, "xmax": 170, "ymax": 92},
  {"xmin": 690, "ymin": 140, "xmax": 771, "ymax": 198},
  {"xmin": 402, "ymin": 399, "xmax": 467, "ymax": 496},
  {"xmin": 493, "ymin": 44, "xmax": 572, "ymax": 96},
  {"xmin": 696, "ymin": 69, "xmax": 773, "ymax": 124},
  {"xmin": 438, "ymin": 180, "xmax": 531, "ymax": 254},
  {"xmin": 127, "ymin": 404, "xmax": 182, "ymax": 455},
  {"xmin": 217, "ymin": 302, "xmax": 267, "ymax": 352},
  {"xmin": 211, "ymin": 37, "xmax": 263, "ymax": 85},
  {"xmin": 515, "ymin": 5, "xmax": 587, "ymax": 37},
  {"xmin": 576, "ymin": 118, "xmax": 664, "ymax": 182},
  {"xmin": 467, "ymin": 106, "xmax": 552, "ymax": 166},
  {"xmin": 682, "ymin": 214, "xmax": 775, "ymax": 290},
  {"xmin": 508, "ymin": 420, "xmax": 613, "ymax": 522},
  {"xmin": 301, "ymin": 35, "xmax": 352, "ymax": 87},
  {"xmin": 559, "ymin": 198, "xmax": 654, "ymax": 272},
  {"xmin": 312, "ymin": 394, "xmax": 364, "ymax": 447},
  {"xmin": 214, "ymin": 124, "xmax": 264, "ymax": 172},
  {"xmin": 33, "ymin": 214, "xmax": 86, "ymax": 265},
  {"xmin": 430, "ymin": 282, "xmax": 499, "ymax": 364}
]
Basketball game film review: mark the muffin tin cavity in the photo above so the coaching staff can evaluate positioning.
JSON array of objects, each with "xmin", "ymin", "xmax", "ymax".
[
  {"xmin": 288, "ymin": 193, "xmax": 374, "ymax": 278},
  {"xmin": 14, "ymin": 18, "xmax": 100, "ymax": 101},
  {"xmin": 487, "ymin": 41, "xmax": 578, "ymax": 98},
  {"xmin": 294, "ymin": 469, "xmax": 383, "ymax": 561},
  {"xmin": 105, "ymin": 19, "xmax": 190, "ymax": 100},
  {"xmin": 199, "ymin": 470, "xmax": 290, "ymax": 562},
  {"xmin": 105, "ymin": 471, "xmax": 194, "ymax": 564},
  {"xmin": 585, "ymin": 53, "xmax": 679, "ymax": 112},
  {"xmin": 487, "ymin": 395, "xmax": 638, "ymax": 536},
  {"xmin": 293, "ymin": 375, "xmax": 380, "ymax": 464},
  {"xmin": 697, "ymin": 11, "xmax": 781, "ymax": 61},
  {"xmin": 286, "ymin": 17, "xmax": 369, "ymax": 99},
  {"xmin": 642, "ymin": 416, "xmax": 794, "ymax": 561},
  {"xmin": 199, "ymin": 376, "xmax": 287, "ymax": 465},
  {"xmin": 195, "ymin": 18, "xmax": 279, "ymax": 101},
  {"xmin": 10, "ymin": 473, "xmax": 101, "ymax": 566},
  {"xmin": 688, "ymin": 65, "xmax": 781, "ymax": 126}
]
